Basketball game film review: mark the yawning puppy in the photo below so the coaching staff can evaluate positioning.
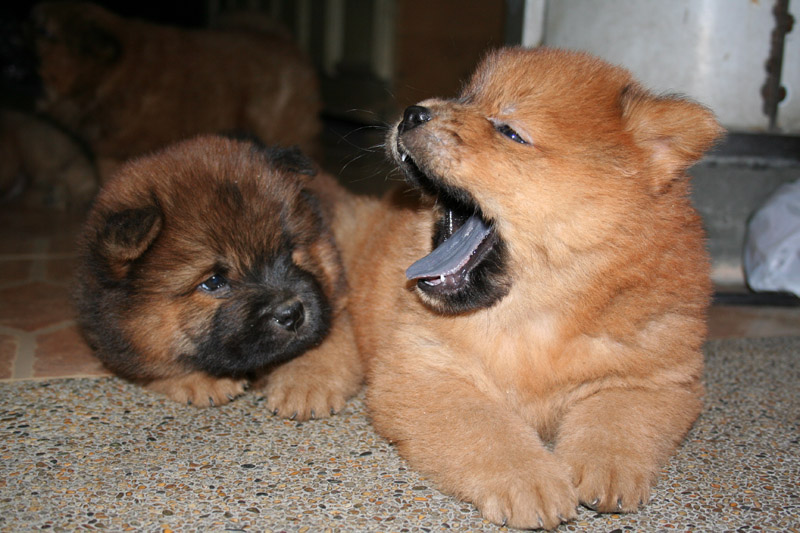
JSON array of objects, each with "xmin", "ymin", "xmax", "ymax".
[{"xmin": 342, "ymin": 47, "xmax": 722, "ymax": 529}]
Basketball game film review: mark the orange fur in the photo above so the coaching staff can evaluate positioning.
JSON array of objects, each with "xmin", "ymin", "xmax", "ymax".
[{"xmin": 340, "ymin": 48, "xmax": 722, "ymax": 529}]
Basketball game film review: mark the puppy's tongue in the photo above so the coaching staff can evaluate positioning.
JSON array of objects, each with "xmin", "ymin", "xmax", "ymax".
[{"xmin": 406, "ymin": 213, "xmax": 492, "ymax": 281}]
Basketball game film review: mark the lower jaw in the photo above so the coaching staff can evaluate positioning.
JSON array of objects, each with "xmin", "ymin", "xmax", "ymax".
[{"xmin": 418, "ymin": 271, "xmax": 468, "ymax": 297}]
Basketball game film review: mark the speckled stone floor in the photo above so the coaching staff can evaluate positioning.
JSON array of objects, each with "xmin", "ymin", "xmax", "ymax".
[{"xmin": 1, "ymin": 336, "xmax": 798, "ymax": 532}]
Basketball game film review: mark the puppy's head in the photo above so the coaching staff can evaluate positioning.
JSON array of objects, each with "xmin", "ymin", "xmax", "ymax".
[
  {"xmin": 388, "ymin": 47, "xmax": 722, "ymax": 315},
  {"xmin": 76, "ymin": 135, "xmax": 342, "ymax": 381}
]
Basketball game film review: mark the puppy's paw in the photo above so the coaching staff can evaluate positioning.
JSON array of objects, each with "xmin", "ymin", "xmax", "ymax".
[
  {"xmin": 259, "ymin": 356, "xmax": 361, "ymax": 421},
  {"xmin": 146, "ymin": 373, "xmax": 249, "ymax": 407},
  {"xmin": 560, "ymin": 448, "xmax": 653, "ymax": 513},
  {"xmin": 471, "ymin": 455, "xmax": 578, "ymax": 530}
]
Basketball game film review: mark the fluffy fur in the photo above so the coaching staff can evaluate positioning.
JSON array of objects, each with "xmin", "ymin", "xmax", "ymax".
[
  {"xmin": 75, "ymin": 135, "xmax": 361, "ymax": 414},
  {"xmin": 26, "ymin": 1, "xmax": 320, "ymax": 180},
  {"xmin": 339, "ymin": 48, "xmax": 722, "ymax": 529}
]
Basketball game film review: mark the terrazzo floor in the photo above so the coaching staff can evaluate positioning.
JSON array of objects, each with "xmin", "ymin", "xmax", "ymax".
[{"xmin": 1, "ymin": 336, "xmax": 798, "ymax": 531}]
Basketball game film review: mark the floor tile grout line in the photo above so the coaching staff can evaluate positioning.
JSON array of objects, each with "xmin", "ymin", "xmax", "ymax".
[
  {"xmin": 0, "ymin": 241, "xmax": 38, "ymax": 378},
  {"xmin": 0, "ymin": 319, "xmax": 108, "ymax": 381},
  {"xmin": 0, "ymin": 253, "xmax": 79, "ymax": 260},
  {"xmin": 0, "ymin": 280, "xmax": 70, "ymax": 290},
  {"xmin": 0, "ymin": 319, "xmax": 84, "ymax": 381},
  {"xmin": 0, "ymin": 372, "xmax": 112, "ymax": 383},
  {"xmin": 0, "ymin": 325, "xmax": 24, "ymax": 336},
  {"xmin": 29, "ymin": 238, "xmax": 50, "ymax": 281},
  {"xmin": 11, "ymin": 331, "xmax": 36, "ymax": 380},
  {"xmin": 33, "ymin": 319, "xmax": 81, "ymax": 337}
]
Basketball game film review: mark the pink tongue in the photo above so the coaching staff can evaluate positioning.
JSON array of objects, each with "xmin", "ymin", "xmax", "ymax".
[{"xmin": 406, "ymin": 214, "xmax": 492, "ymax": 281}]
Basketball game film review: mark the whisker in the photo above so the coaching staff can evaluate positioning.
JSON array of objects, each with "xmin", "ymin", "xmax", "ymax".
[{"xmin": 338, "ymin": 151, "xmax": 372, "ymax": 174}]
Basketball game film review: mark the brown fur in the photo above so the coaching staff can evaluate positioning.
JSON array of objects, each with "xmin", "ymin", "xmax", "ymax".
[
  {"xmin": 31, "ymin": 1, "xmax": 321, "ymax": 181},
  {"xmin": 75, "ymin": 135, "xmax": 362, "ymax": 413},
  {"xmin": 339, "ymin": 48, "xmax": 722, "ymax": 529}
]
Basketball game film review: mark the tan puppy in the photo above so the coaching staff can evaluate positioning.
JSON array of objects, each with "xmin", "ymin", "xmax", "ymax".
[
  {"xmin": 75, "ymin": 135, "xmax": 361, "ymax": 414},
  {"xmin": 29, "ymin": 1, "xmax": 320, "ymax": 181},
  {"xmin": 341, "ymin": 48, "xmax": 722, "ymax": 529}
]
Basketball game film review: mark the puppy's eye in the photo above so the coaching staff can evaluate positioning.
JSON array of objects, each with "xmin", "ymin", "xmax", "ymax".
[
  {"xmin": 199, "ymin": 274, "xmax": 228, "ymax": 292},
  {"xmin": 495, "ymin": 124, "xmax": 528, "ymax": 145}
]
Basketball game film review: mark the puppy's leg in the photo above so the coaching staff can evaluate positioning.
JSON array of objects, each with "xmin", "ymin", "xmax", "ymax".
[
  {"xmin": 146, "ymin": 372, "xmax": 249, "ymax": 407},
  {"xmin": 261, "ymin": 310, "xmax": 363, "ymax": 420},
  {"xmin": 554, "ymin": 384, "xmax": 702, "ymax": 512},
  {"xmin": 368, "ymin": 364, "xmax": 578, "ymax": 530}
]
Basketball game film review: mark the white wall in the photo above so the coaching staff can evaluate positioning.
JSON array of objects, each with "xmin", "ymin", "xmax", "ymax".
[{"xmin": 523, "ymin": 0, "xmax": 799, "ymax": 133}]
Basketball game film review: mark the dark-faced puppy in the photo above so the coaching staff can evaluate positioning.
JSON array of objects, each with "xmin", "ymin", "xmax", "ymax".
[
  {"xmin": 343, "ymin": 47, "xmax": 722, "ymax": 529},
  {"xmin": 24, "ymin": 1, "xmax": 321, "ymax": 181},
  {"xmin": 75, "ymin": 135, "xmax": 362, "ymax": 413}
]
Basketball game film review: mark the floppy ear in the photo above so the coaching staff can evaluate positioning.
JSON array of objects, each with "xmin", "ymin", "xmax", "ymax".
[
  {"xmin": 221, "ymin": 135, "xmax": 317, "ymax": 177},
  {"xmin": 621, "ymin": 86, "xmax": 724, "ymax": 192},
  {"xmin": 94, "ymin": 205, "xmax": 162, "ymax": 278}
]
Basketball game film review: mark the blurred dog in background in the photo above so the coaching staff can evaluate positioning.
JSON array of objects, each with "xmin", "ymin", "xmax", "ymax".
[
  {"xmin": 0, "ymin": 109, "xmax": 98, "ymax": 210},
  {"xmin": 5, "ymin": 1, "xmax": 321, "ymax": 183}
]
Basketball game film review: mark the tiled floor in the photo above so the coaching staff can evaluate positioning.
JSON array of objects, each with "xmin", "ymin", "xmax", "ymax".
[
  {"xmin": 0, "ymin": 206, "xmax": 108, "ymax": 380},
  {"xmin": 1, "ymin": 200, "xmax": 799, "ymax": 382}
]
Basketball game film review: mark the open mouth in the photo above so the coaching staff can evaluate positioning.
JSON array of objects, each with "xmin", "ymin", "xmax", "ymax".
[{"xmin": 397, "ymin": 146, "xmax": 500, "ymax": 297}]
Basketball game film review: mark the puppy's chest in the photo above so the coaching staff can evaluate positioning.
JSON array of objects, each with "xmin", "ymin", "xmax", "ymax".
[
  {"xmin": 476, "ymin": 329, "xmax": 603, "ymax": 432},
  {"xmin": 455, "ymin": 315, "xmax": 569, "ymax": 391}
]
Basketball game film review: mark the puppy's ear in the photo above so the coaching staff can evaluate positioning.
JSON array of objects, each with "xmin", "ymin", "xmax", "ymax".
[
  {"xmin": 95, "ymin": 206, "xmax": 162, "ymax": 278},
  {"xmin": 621, "ymin": 86, "xmax": 724, "ymax": 192},
  {"xmin": 265, "ymin": 146, "xmax": 317, "ymax": 177}
]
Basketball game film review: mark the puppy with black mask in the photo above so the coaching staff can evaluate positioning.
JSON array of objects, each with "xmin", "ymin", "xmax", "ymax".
[{"xmin": 75, "ymin": 135, "xmax": 362, "ymax": 415}]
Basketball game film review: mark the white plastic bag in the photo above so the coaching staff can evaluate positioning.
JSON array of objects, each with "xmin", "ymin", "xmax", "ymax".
[{"xmin": 743, "ymin": 179, "xmax": 800, "ymax": 296}]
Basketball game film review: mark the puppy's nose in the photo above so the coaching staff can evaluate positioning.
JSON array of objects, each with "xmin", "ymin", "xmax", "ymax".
[
  {"xmin": 398, "ymin": 105, "xmax": 432, "ymax": 133},
  {"xmin": 272, "ymin": 299, "xmax": 305, "ymax": 330}
]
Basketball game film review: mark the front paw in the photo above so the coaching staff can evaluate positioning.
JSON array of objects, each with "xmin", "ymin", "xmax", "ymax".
[
  {"xmin": 146, "ymin": 373, "xmax": 249, "ymax": 407},
  {"xmin": 470, "ymin": 455, "xmax": 578, "ymax": 530},
  {"xmin": 559, "ymin": 448, "xmax": 654, "ymax": 513},
  {"xmin": 260, "ymin": 356, "xmax": 361, "ymax": 421}
]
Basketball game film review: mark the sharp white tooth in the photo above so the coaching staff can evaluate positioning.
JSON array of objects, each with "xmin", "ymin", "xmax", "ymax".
[{"xmin": 401, "ymin": 153, "xmax": 408, "ymax": 162}]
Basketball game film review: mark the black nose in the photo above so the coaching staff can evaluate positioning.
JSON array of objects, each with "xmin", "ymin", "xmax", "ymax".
[
  {"xmin": 272, "ymin": 299, "xmax": 305, "ymax": 330},
  {"xmin": 398, "ymin": 105, "xmax": 432, "ymax": 134}
]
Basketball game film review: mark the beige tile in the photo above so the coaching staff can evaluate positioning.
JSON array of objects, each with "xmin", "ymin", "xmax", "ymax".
[
  {"xmin": 0, "ymin": 260, "xmax": 32, "ymax": 284},
  {"xmin": 0, "ymin": 334, "xmax": 16, "ymax": 379},
  {"xmin": 0, "ymin": 281, "xmax": 74, "ymax": 332},
  {"xmin": 34, "ymin": 324, "xmax": 108, "ymax": 378},
  {"xmin": 49, "ymin": 224, "xmax": 83, "ymax": 254}
]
